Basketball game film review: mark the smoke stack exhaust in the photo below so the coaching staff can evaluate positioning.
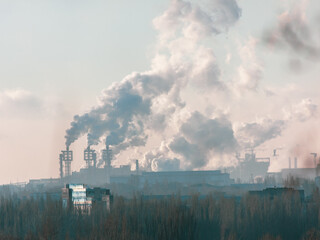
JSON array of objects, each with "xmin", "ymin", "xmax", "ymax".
[
  {"xmin": 102, "ymin": 143, "xmax": 112, "ymax": 169},
  {"xmin": 60, "ymin": 146, "xmax": 73, "ymax": 178},
  {"xmin": 59, "ymin": 154, "xmax": 63, "ymax": 179},
  {"xmin": 84, "ymin": 145, "xmax": 97, "ymax": 169},
  {"xmin": 289, "ymin": 157, "xmax": 291, "ymax": 169},
  {"xmin": 136, "ymin": 160, "xmax": 139, "ymax": 175},
  {"xmin": 311, "ymin": 153, "xmax": 317, "ymax": 168}
]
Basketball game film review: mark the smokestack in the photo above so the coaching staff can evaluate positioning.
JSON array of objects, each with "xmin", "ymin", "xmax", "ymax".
[
  {"xmin": 311, "ymin": 153, "xmax": 317, "ymax": 168},
  {"xmin": 84, "ymin": 145, "xmax": 96, "ymax": 169},
  {"xmin": 136, "ymin": 160, "xmax": 139, "ymax": 175},
  {"xmin": 294, "ymin": 157, "xmax": 297, "ymax": 169},
  {"xmin": 289, "ymin": 157, "xmax": 291, "ymax": 169},
  {"xmin": 102, "ymin": 143, "xmax": 112, "ymax": 169},
  {"xmin": 60, "ymin": 146, "xmax": 73, "ymax": 178},
  {"xmin": 59, "ymin": 154, "xmax": 63, "ymax": 179}
]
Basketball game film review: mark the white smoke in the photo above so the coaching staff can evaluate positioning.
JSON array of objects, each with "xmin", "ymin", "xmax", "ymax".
[
  {"xmin": 235, "ymin": 118, "xmax": 285, "ymax": 149},
  {"xmin": 264, "ymin": 0, "xmax": 320, "ymax": 61},
  {"xmin": 233, "ymin": 37, "xmax": 263, "ymax": 92},
  {"xmin": 66, "ymin": 0, "xmax": 318, "ymax": 171},
  {"xmin": 65, "ymin": 0, "xmax": 242, "ymax": 158}
]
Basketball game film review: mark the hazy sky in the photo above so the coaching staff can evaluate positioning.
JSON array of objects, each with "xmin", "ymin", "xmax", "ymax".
[{"xmin": 1, "ymin": 0, "xmax": 320, "ymax": 184}]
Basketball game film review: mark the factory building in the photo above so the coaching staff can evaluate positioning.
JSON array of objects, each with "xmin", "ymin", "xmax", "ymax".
[
  {"xmin": 229, "ymin": 150, "xmax": 270, "ymax": 183},
  {"xmin": 62, "ymin": 184, "xmax": 112, "ymax": 211},
  {"xmin": 280, "ymin": 156, "xmax": 320, "ymax": 180},
  {"xmin": 64, "ymin": 168, "xmax": 233, "ymax": 187},
  {"xmin": 57, "ymin": 143, "xmax": 235, "ymax": 187},
  {"xmin": 139, "ymin": 170, "xmax": 234, "ymax": 186},
  {"xmin": 281, "ymin": 168, "xmax": 317, "ymax": 180}
]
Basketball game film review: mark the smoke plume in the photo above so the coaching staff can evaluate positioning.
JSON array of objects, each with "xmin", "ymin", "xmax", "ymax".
[
  {"xmin": 144, "ymin": 111, "xmax": 237, "ymax": 170},
  {"xmin": 263, "ymin": 0, "xmax": 320, "ymax": 61},
  {"xmin": 61, "ymin": 0, "xmax": 283, "ymax": 171},
  {"xmin": 65, "ymin": 0, "xmax": 242, "ymax": 157},
  {"xmin": 235, "ymin": 119, "xmax": 285, "ymax": 148}
]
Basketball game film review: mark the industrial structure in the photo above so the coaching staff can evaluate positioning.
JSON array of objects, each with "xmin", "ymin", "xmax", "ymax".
[
  {"xmin": 229, "ymin": 149, "xmax": 270, "ymax": 183},
  {"xmin": 62, "ymin": 184, "xmax": 112, "ymax": 211},
  {"xmin": 280, "ymin": 154, "xmax": 320, "ymax": 180},
  {"xmin": 84, "ymin": 146, "xmax": 97, "ymax": 168},
  {"xmin": 102, "ymin": 144, "xmax": 112, "ymax": 169},
  {"xmin": 52, "ymin": 143, "xmax": 320, "ymax": 189},
  {"xmin": 56, "ymin": 142, "xmax": 235, "ymax": 187},
  {"xmin": 59, "ymin": 146, "xmax": 73, "ymax": 178},
  {"xmin": 140, "ymin": 170, "xmax": 233, "ymax": 186}
]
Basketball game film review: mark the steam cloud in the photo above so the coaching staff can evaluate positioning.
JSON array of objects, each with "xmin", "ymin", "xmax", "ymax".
[
  {"xmin": 235, "ymin": 119, "xmax": 285, "ymax": 148},
  {"xmin": 263, "ymin": 1, "xmax": 320, "ymax": 61},
  {"xmin": 65, "ymin": 0, "xmax": 299, "ymax": 170},
  {"xmin": 65, "ymin": 0, "xmax": 242, "ymax": 155},
  {"xmin": 144, "ymin": 111, "xmax": 237, "ymax": 170}
]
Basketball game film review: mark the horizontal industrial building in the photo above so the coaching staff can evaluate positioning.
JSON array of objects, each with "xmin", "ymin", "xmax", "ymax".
[
  {"xmin": 62, "ymin": 184, "xmax": 112, "ymax": 212},
  {"xmin": 139, "ymin": 170, "xmax": 234, "ymax": 186}
]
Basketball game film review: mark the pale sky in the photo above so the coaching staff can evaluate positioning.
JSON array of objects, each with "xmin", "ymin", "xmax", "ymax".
[{"xmin": 1, "ymin": 0, "xmax": 320, "ymax": 184}]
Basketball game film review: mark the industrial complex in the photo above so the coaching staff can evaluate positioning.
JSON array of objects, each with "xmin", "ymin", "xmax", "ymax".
[
  {"xmin": 58, "ymin": 143, "xmax": 235, "ymax": 187},
  {"xmin": 3, "ymin": 141, "xmax": 320, "ymax": 201}
]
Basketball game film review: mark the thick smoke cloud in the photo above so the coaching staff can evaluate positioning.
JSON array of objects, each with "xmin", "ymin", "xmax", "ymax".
[
  {"xmin": 263, "ymin": 1, "xmax": 320, "ymax": 61},
  {"xmin": 179, "ymin": 112, "xmax": 237, "ymax": 153},
  {"xmin": 235, "ymin": 119, "xmax": 285, "ymax": 148},
  {"xmin": 143, "ymin": 143, "xmax": 180, "ymax": 171},
  {"xmin": 153, "ymin": 157, "xmax": 180, "ymax": 171},
  {"xmin": 169, "ymin": 136, "xmax": 205, "ymax": 169},
  {"xmin": 170, "ymin": 111, "xmax": 237, "ymax": 169},
  {"xmin": 289, "ymin": 98, "xmax": 318, "ymax": 122},
  {"xmin": 234, "ymin": 37, "xmax": 263, "ymax": 92},
  {"xmin": 145, "ymin": 111, "xmax": 238, "ymax": 170},
  {"xmin": 65, "ymin": 0, "xmax": 242, "ymax": 151},
  {"xmin": 65, "ymin": 71, "xmax": 166, "ymax": 147},
  {"xmin": 64, "ymin": 0, "xmax": 244, "ymax": 170},
  {"xmin": 153, "ymin": 0, "xmax": 241, "ymax": 41}
]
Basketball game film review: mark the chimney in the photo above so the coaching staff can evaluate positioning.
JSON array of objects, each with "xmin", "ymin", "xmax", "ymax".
[
  {"xmin": 136, "ymin": 160, "xmax": 139, "ymax": 175},
  {"xmin": 294, "ymin": 157, "xmax": 297, "ymax": 169},
  {"xmin": 59, "ymin": 154, "xmax": 63, "ymax": 179},
  {"xmin": 289, "ymin": 157, "xmax": 291, "ymax": 169},
  {"xmin": 84, "ymin": 145, "xmax": 96, "ymax": 168},
  {"xmin": 60, "ymin": 146, "xmax": 73, "ymax": 178},
  {"xmin": 311, "ymin": 153, "xmax": 317, "ymax": 168}
]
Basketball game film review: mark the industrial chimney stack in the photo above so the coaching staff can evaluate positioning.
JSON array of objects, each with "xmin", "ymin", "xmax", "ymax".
[
  {"xmin": 311, "ymin": 153, "xmax": 318, "ymax": 168},
  {"xmin": 60, "ymin": 146, "xmax": 73, "ymax": 179},
  {"xmin": 136, "ymin": 160, "xmax": 139, "ymax": 175},
  {"xmin": 294, "ymin": 157, "xmax": 297, "ymax": 169},
  {"xmin": 84, "ymin": 146, "xmax": 97, "ymax": 168},
  {"xmin": 288, "ymin": 157, "xmax": 291, "ymax": 169},
  {"xmin": 102, "ymin": 144, "xmax": 112, "ymax": 169}
]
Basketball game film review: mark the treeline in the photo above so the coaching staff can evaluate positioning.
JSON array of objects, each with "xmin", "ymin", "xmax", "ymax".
[{"xmin": 0, "ymin": 190, "xmax": 320, "ymax": 239}]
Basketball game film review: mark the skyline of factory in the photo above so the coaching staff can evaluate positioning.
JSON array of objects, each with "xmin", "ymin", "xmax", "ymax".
[{"xmin": 55, "ymin": 138, "xmax": 320, "ymax": 188}]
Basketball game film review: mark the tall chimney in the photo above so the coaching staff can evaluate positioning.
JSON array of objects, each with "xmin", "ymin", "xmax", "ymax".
[
  {"xmin": 289, "ymin": 157, "xmax": 291, "ymax": 169},
  {"xmin": 311, "ymin": 153, "xmax": 317, "ymax": 168},
  {"xmin": 84, "ymin": 145, "xmax": 96, "ymax": 168},
  {"xmin": 59, "ymin": 154, "xmax": 63, "ymax": 179},
  {"xmin": 294, "ymin": 157, "xmax": 297, "ymax": 169},
  {"xmin": 136, "ymin": 160, "xmax": 139, "ymax": 175}
]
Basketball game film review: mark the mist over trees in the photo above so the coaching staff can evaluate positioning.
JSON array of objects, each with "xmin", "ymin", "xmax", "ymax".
[{"xmin": 0, "ymin": 189, "xmax": 320, "ymax": 240}]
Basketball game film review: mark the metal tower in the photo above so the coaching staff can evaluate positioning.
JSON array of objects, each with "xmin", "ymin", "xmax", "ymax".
[
  {"xmin": 102, "ymin": 144, "xmax": 112, "ymax": 169},
  {"xmin": 311, "ymin": 153, "xmax": 317, "ymax": 167},
  {"xmin": 60, "ymin": 146, "xmax": 73, "ymax": 178},
  {"xmin": 136, "ymin": 159, "xmax": 139, "ymax": 175},
  {"xmin": 84, "ymin": 146, "xmax": 96, "ymax": 168}
]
